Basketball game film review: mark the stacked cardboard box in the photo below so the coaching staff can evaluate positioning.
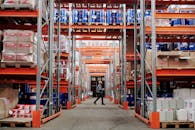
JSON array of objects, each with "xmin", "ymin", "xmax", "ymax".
[{"xmin": 146, "ymin": 50, "xmax": 195, "ymax": 72}]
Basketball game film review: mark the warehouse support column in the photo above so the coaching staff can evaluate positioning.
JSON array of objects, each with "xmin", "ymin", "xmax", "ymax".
[
  {"xmin": 113, "ymin": 41, "xmax": 118, "ymax": 104},
  {"xmin": 140, "ymin": 0, "xmax": 146, "ymax": 117},
  {"xmin": 77, "ymin": 53, "xmax": 82, "ymax": 104},
  {"xmin": 33, "ymin": 0, "xmax": 42, "ymax": 127},
  {"xmin": 67, "ymin": 3, "xmax": 73, "ymax": 110},
  {"xmin": 133, "ymin": 0, "xmax": 138, "ymax": 113},
  {"xmin": 150, "ymin": 0, "xmax": 160, "ymax": 128},
  {"xmin": 56, "ymin": 0, "xmax": 61, "ymax": 112},
  {"xmin": 123, "ymin": 4, "xmax": 128, "ymax": 110},
  {"xmin": 48, "ymin": 0, "xmax": 54, "ymax": 116}
]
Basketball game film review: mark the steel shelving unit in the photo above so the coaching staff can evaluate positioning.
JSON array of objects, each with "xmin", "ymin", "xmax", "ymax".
[{"xmin": 133, "ymin": 0, "xmax": 195, "ymax": 128}]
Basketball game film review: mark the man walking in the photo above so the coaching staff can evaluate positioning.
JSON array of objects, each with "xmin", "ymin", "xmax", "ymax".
[{"xmin": 94, "ymin": 81, "xmax": 105, "ymax": 105}]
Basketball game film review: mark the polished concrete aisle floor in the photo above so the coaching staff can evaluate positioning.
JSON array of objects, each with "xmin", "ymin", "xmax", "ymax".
[{"xmin": 1, "ymin": 98, "xmax": 194, "ymax": 130}]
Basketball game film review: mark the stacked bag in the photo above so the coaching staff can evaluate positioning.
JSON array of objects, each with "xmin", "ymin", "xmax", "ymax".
[
  {"xmin": 1, "ymin": 30, "xmax": 37, "ymax": 65},
  {"xmin": 1, "ymin": 0, "xmax": 36, "ymax": 9}
]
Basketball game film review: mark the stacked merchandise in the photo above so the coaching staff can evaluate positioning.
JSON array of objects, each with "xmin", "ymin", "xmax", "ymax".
[
  {"xmin": 147, "ymin": 97, "xmax": 184, "ymax": 122},
  {"xmin": 1, "ymin": 0, "xmax": 36, "ymax": 10},
  {"xmin": 126, "ymin": 9, "xmax": 141, "ymax": 25},
  {"xmin": 126, "ymin": 62, "xmax": 132, "ymax": 81},
  {"xmin": 174, "ymin": 88, "xmax": 195, "ymax": 122},
  {"xmin": 72, "ymin": 9, "xmax": 88, "ymax": 24},
  {"xmin": 0, "ymin": 82, "xmax": 19, "ymax": 119},
  {"xmin": 1, "ymin": 30, "xmax": 38, "ymax": 67},
  {"xmin": 145, "ymin": 10, "xmax": 170, "ymax": 26},
  {"xmin": 58, "ymin": 35, "xmax": 70, "ymax": 53},
  {"xmin": 106, "ymin": 10, "xmax": 122, "ymax": 25},
  {"xmin": 9, "ymin": 104, "xmax": 43, "ymax": 118},
  {"xmin": 89, "ymin": 10, "xmax": 105, "ymax": 24},
  {"xmin": 168, "ymin": 5, "xmax": 195, "ymax": 26},
  {"xmin": 146, "ymin": 50, "xmax": 195, "ymax": 71},
  {"xmin": 54, "ymin": 8, "xmax": 69, "ymax": 24}
]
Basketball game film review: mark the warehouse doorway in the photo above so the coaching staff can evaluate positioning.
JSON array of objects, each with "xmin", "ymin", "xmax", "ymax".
[{"xmin": 90, "ymin": 76, "xmax": 105, "ymax": 97}]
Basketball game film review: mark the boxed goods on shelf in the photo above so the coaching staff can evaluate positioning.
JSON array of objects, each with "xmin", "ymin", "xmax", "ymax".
[{"xmin": 146, "ymin": 50, "xmax": 195, "ymax": 71}]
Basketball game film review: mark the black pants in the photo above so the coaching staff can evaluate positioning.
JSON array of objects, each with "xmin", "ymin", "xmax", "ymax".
[{"xmin": 94, "ymin": 93, "xmax": 104, "ymax": 104}]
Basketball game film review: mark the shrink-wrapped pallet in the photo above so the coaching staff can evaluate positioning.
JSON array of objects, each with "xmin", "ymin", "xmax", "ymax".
[
  {"xmin": 3, "ymin": 30, "xmax": 18, "ymax": 42},
  {"xmin": 1, "ymin": 52, "xmax": 16, "ymax": 62},
  {"xmin": 3, "ymin": 41, "xmax": 17, "ymax": 53},
  {"xmin": 177, "ymin": 109, "xmax": 188, "ymax": 121}
]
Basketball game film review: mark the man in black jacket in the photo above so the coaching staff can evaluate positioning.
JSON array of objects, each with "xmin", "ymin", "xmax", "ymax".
[{"xmin": 93, "ymin": 81, "xmax": 105, "ymax": 105}]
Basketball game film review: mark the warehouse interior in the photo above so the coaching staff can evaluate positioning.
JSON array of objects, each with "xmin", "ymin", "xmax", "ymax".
[{"xmin": 0, "ymin": 0, "xmax": 195, "ymax": 129}]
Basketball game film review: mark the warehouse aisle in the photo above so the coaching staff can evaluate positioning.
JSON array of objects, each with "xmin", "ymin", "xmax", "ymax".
[{"xmin": 1, "ymin": 99, "xmax": 194, "ymax": 130}]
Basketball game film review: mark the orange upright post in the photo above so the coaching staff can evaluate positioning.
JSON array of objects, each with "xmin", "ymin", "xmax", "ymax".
[
  {"xmin": 123, "ymin": 101, "xmax": 128, "ymax": 110},
  {"xmin": 66, "ymin": 101, "xmax": 72, "ymax": 110},
  {"xmin": 32, "ymin": 110, "xmax": 41, "ymax": 128},
  {"xmin": 114, "ymin": 99, "xmax": 119, "ymax": 104},
  {"xmin": 150, "ymin": 112, "xmax": 160, "ymax": 129},
  {"xmin": 77, "ymin": 98, "xmax": 81, "ymax": 104}
]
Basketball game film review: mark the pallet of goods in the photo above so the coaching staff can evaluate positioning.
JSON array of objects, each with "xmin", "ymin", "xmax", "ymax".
[{"xmin": 1, "ymin": 29, "xmax": 37, "ymax": 68}]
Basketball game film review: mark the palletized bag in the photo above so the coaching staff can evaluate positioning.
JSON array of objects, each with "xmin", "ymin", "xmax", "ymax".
[
  {"xmin": 1, "ymin": 52, "xmax": 16, "ymax": 62},
  {"xmin": 18, "ymin": 30, "xmax": 34, "ymax": 42},
  {"xmin": 17, "ymin": 42, "xmax": 36, "ymax": 53},
  {"xmin": 3, "ymin": 41, "xmax": 17, "ymax": 53},
  {"xmin": 3, "ymin": 30, "xmax": 18, "ymax": 42}
]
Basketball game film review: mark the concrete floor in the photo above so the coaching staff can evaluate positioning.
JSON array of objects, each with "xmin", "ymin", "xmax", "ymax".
[{"xmin": 1, "ymin": 98, "xmax": 194, "ymax": 130}]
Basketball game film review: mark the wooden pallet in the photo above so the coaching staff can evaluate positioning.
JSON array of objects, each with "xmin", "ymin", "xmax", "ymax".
[
  {"xmin": 0, "ymin": 62, "xmax": 36, "ymax": 68},
  {"xmin": 0, "ymin": 118, "xmax": 32, "ymax": 127},
  {"xmin": 161, "ymin": 121, "xmax": 194, "ymax": 128}
]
